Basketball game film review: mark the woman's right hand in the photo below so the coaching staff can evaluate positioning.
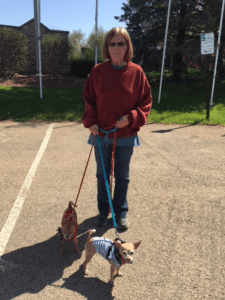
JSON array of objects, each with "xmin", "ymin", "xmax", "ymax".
[{"xmin": 89, "ymin": 124, "xmax": 99, "ymax": 136}]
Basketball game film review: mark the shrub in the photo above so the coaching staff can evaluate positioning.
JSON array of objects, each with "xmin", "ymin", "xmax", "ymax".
[
  {"xmin": 0, "ymin": 28, "xmax": 28, "ymax": 79},
  {"xmin": 41, "ymin": 33, "xmax": 73, "ymax": 77}
]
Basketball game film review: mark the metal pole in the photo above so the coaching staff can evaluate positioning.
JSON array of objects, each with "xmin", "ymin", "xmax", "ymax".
[
  {"xmin": 210, "ymin": 0, "xmax": 225, "ymax": 107},
  {"xmin": 95, "ymin": 0, "xmax": 98, "ymax": 65},
  {"xmin": 205, "ymin": 55, "xmax": 210, "ymax": 119},
  {"xmin": 158, "ymin": 0, "xmax": 172, "ymax": 104},
  {"xmin": 37, "ymin": 0, "xmax": 43, "ymax": 99},
  {"xmin": 33, "ymin": 0, "xmax": 39, "ymax": 73}
]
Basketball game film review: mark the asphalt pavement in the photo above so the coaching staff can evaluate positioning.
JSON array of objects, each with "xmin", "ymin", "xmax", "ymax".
[{"xmin": 0, "ymin": 121, "xmax": 225, "ymax": 300}]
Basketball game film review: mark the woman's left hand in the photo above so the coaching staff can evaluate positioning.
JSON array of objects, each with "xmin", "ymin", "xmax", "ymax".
[{"xmin": 115, "ymin": 115, "xmax": 129, "ymax": 128}]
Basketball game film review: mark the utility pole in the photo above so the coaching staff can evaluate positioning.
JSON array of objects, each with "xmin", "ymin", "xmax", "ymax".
[
  {"xmin": 34, "ymin": 0, "xmax": 39, "ymax": 73},
  {"xmin": 33, "ymin": 0, "xmax": 43, "ymax": 99},
  {"xmin": 205, "ymin": 55, "xmax": 210, "ymax": 119},
  {"xmin": 158, "ymin": 0, "xmax": 172, "ymax": 104},
  {"xmin": 210, "ymin": 0, "xmax": 225, "ymax": 106},
  {"xmin": 95, "ymin": 0, "xmax": 98, "ymax": 65},
  {"xmin": 200, "ymin": 33, "xmax": 214, "ymax": 120}
]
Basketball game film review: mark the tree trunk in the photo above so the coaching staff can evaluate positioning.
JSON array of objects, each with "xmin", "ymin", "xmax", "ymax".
[
  {"xmin": 172, "ymin": 52, "xmax": 183, "ymax": 82},
  {"xmin": 172, "ymin": 3, "xmax": 187, "ymax": 82}
]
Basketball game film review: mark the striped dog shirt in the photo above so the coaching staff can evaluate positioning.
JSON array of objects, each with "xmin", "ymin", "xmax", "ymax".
[{"xmin": 92, "ymin": 237, "xmax": 124, "ymax": 268}]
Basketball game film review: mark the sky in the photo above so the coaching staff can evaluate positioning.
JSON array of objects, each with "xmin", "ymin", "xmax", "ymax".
[{"xmin": 0, "ymin": 0, "xmax": 130, "ymax": 46}]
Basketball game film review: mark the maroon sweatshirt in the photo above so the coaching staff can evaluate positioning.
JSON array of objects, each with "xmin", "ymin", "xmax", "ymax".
[{"xmin": 82, "ymin": 60, "xmax": 153, "ymax": 139}]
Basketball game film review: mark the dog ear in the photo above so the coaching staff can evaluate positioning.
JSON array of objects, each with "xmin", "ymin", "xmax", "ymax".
[
  {"xmin": 69, "ymin": 201, "xmax": 73, "ymax": 207},
  {"xmin": 68, "ymin": 201, "xmax": 77, "ymax": 208},
  {"xmin": 133, "ymin": 240, "xmax": 141, "ymax": 250}
]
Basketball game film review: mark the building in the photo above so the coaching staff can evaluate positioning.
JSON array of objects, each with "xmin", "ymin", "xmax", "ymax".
[{"xmin": 0, "ymin": 18, "xmax": 71, "ymax": 75}]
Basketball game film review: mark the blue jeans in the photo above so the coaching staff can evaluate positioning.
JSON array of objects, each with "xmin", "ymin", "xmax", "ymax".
[{"xmin": 94, "ymin": 143, "xmax": 134, "ymax": 219}]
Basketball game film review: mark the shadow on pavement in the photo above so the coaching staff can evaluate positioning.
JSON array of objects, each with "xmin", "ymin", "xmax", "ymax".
[
  {"xmin": 0, "ymin": 215, "xmax": 113, "ymax": 300},
  {"xmin": 149, "ymin": 121, "xmax": 204, "ymax": 134},
  {"xmin": 58, "ymin": 265, "xmax": 115, "ymax": 300}
]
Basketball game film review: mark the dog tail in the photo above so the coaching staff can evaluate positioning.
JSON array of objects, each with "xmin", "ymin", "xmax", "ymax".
[{"xmin": 87, "ymin": 229, "xmax": 96, "ymax": 241}]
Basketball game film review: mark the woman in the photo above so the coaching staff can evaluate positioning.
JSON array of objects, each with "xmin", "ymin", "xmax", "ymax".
[{"xmin": 82, "ymin": 27, "xmax": 153, "ymax": 230}]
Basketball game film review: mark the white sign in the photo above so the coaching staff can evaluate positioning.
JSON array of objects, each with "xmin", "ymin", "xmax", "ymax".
[{"xmin": 200, "ymin": 33, "xmax": 215, "ymax": 55}]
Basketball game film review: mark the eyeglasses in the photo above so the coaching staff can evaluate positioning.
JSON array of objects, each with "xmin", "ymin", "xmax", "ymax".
[{"xmin": 108, "ymin": 42, "xmax": 127, "ymax": 48}]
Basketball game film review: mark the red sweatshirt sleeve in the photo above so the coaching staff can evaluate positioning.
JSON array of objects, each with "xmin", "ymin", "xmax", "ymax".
[
  {"xmin": 81, "ymin": 71, "xmax": 97, "ymax": 128},
  {"xmin": 127, "ymin": 71, "xmax": 153, "ymax": 128}
]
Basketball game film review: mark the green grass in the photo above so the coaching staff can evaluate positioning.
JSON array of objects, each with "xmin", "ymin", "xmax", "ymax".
[{"xmin": 0, "ymin": 68, "xmax": 225, "ymax": 126}]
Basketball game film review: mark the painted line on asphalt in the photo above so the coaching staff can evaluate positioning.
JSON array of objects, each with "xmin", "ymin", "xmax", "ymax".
[{"xmin": 0, "ymin": 123, "xmax": 55, "ymax": 257}]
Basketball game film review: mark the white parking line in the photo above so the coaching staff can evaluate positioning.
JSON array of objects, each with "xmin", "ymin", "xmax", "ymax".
[{"xmin": 0, "ymin": 123, "xmax": 54, "ymax": 257}]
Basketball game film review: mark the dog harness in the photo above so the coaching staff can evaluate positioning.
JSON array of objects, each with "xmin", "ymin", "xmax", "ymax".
[{"xmin": 92, "ymin": 237, "xmax": 126, "ymax": 267}]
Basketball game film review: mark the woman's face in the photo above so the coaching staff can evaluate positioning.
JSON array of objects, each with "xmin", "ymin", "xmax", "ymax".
[{"xmin": 108, "ymin": 34, "xmax": 128, "ymax": 66}]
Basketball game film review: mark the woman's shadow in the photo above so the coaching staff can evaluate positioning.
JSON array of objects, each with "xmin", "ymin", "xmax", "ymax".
[{"xmin": 0, "ymin": 215, "xmax": 115, "ymax": 300}]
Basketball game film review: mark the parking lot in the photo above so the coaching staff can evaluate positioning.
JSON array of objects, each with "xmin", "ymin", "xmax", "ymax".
[{"xmin": 0, "ymin": 121, "xmax": 225, "ymax": 299}]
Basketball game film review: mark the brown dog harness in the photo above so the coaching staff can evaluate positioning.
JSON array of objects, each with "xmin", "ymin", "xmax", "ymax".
[{"xmin": 57, "ymin": 208, "xmax": 78, "ymax": 241}]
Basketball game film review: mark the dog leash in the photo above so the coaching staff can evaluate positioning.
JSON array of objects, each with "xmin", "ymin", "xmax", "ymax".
[
  {"xmin": 71, "ymin": 119, "xmax": 122, "ymax": 238},
  {"xmin": 96, "ymin": 126, "xmax": 119, "ymax": 238}
]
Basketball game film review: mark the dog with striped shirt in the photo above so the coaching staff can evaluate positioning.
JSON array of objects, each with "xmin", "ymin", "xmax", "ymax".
[{"xmin": 82, "ymin": 229, "xmax": 141, "ymax": 286}]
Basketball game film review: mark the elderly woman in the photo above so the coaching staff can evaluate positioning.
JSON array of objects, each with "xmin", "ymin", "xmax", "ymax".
[{"xmin": 81, "ymin": 27, "xmax": 153, "ymax": 230}]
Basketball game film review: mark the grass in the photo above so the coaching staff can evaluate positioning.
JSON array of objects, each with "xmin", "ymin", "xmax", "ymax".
[{"xmin": 0, "ymin": 68, "xmax": 225, "ymax": 126}]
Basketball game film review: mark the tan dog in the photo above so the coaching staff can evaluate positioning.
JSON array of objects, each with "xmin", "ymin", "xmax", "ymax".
[
  {"xmin": 58, "ymin": 201, "xmax": 80, "ymax": 255},
  {"xmin": 82, "ymin": 229, "xmax": 141, "ymax": 286}
]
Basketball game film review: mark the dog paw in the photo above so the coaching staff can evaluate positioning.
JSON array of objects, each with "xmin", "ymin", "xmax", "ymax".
[
  {"xmin": 109, "ymin": 280, "xmax": 115, "ymax": 287},
  {"xmin": 82, "ymin": 264, "xmax": 89, "ymax": 275},
  {"xmin": 117, "ymin": 271, "xmax": 123, "ymax": 277}
]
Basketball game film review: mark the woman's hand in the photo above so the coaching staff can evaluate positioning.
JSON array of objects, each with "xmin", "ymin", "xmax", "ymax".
[
  {"xmin": 89, "ymin": 124, "xmax": 99, "ymax": 135},
  {"xmin": 115, "ymin": 115, "xmax": 129, "ymax": 128}
]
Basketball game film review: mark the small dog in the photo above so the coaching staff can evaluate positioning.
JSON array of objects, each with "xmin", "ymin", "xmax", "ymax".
[
  {"xmin": 82, "ymin": 229, "xmax": 141, "ymax": 286},
  {"xmin": 58, "ymin": 201, "xmax": 80, "ymax": 255}
]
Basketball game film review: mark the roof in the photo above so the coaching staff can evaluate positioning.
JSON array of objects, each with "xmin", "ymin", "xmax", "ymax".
[{"xmin": 0, "ymin": 18, "xmax": 69, "ymax": 34}]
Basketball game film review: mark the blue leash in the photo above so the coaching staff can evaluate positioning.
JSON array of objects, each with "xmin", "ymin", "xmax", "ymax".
[{"xmin": 95, "ymin": 119, "xmax": 122, "ymax": 237}]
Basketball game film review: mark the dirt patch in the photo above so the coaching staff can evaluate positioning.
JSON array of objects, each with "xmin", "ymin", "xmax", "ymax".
[{"xmin": 0, "ymin": 72, "xmax": 87, "ymax": 88}]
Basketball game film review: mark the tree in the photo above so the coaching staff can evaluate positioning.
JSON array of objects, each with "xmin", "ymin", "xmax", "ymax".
[
  {"xmin": 168, "ymin": 0, "xmax": 225, "ymax": 80},
  {"xmin": 80, "ymin": 25, "xmax": 108, "ymax": 61},
  {"xmin": 68, "ymin": 29, "xmax": 88, "ymax": 60},
  {"xmin": 49, "ymin": 25, "xmax": 86, "ymax": 60},
  {"xmin": 49, "ymin": 25, "xmax": 107, "ymax": 64},
  {"xmin": 114, "ymin": 0, "xmax": 225, "ymax": 81},
  {"xmin": 68, "ymin": 27, "xmax": 107, "ymax": 61},
  {"xmin": 194, "ymin": 0, "xmax": 225, "ymax": 79}
]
